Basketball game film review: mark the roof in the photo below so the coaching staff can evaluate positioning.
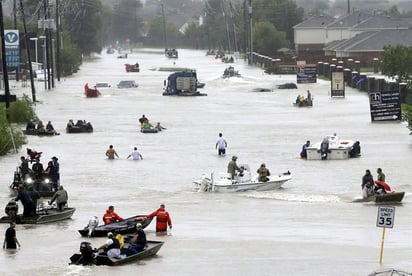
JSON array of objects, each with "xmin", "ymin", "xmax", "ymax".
[
  {"xmin": 294, "ymin": 14, "xmax": 335, "ymax": 28},
  {"xmin": 353, "ymin": 15, "xmax": 411, "ymax": 30},
  {"xmin": 328, "ymin": 11, "xmax": 372, "ymax": 28},
  {"xmin": 325, "ymin": 29, "xmax": 412, "ymax": 52}
]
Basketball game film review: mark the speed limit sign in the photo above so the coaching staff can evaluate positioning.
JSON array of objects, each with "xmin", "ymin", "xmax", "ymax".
[{"xmin": 376, "ymin": 206, "xmax": 395, "ymax": 228}]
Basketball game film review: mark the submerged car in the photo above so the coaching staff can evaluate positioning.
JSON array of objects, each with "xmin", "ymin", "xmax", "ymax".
[
  {"xmin": 274, "ymin": 83, "xmax": 297, "ymax": 89},
  {"xmin": 95, "ymin": 82, "xmax": 111, "ymax": 89},
  {"xmin": 117, "ymin": 80, "xmax": 138, "ymax": 88}
]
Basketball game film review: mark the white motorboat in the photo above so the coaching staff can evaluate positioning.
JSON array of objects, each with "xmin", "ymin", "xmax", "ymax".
[
  {"xmin": 193, "ymin": 164, "xmax": 292, "ymax": 193},
  {"xmin": 306, "ymin": 134, "xmax": 356, "ymax": 160}
]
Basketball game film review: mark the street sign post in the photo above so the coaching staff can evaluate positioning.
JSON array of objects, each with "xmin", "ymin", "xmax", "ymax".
[{"xmin": 376, "ymin": 206, "xmax": 396, "ymax": 264}]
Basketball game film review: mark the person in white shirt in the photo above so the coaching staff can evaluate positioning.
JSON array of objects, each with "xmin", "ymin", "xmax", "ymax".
[
  {"xmin": 215, "ymin": 133, "xmax": 227, "ymax": 156},
  {"xmin": 127, "ymin": 147, "xmax": 143, "ymax": 160}
]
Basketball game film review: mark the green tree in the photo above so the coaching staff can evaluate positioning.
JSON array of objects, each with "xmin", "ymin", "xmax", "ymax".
[
  {"xmin": 253, "ymin": 0, "xmax": 304, "ymax": 43},
  {"xmin": 111, "ymin": 0, "xmax": 143, "ymax": 44},
  {"xmin": 381, "ymin": 45, "xmax": 412, "ymax": 85},
  {"xmin": 63, "ymin": 0, "xmax": 103, "ymax": 56},
  {"xmin": 146, "ymin": 17, "xmax": 180, "ymax": 47},
  {"xmin": 253, "ymin": 21, "xmax": 289, "ymax": 55}
]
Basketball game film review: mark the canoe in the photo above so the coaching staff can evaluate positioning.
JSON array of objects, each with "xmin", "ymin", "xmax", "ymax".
[
  {"xmin": 78, "ymin": 215, "xmax": 153, "ymax": 237},
  {"xmin": 0, "ymin": 207, "xmax": 75, "ymax": 224},
  {"xmin": 352, "ymin": 192, "xmax": 405, "ymax": 203},
  {"xmin": 69, "ymin": 240, "xmax": 164, "ymax": 266}
]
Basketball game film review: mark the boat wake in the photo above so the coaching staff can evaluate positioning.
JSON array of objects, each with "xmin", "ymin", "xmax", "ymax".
[{"xmin": 242, "ymin": 192, "xmax": 341, "ymax": 203}]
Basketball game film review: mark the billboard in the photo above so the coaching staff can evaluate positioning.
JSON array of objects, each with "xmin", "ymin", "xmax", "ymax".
[
  {"xmin": 331, "ymin": 71, "xmax": 345, "ymax": 97},
  {"xmin": 4, "ymin": 30, "xmax": 20, "ymax": 67},
  {"xmin": 297, "ymin": 66, "xmax": 317, "ymax": 84},
  {"xmin": 369, "ymin": 90, "xmax": 401, "ymax": 122}
]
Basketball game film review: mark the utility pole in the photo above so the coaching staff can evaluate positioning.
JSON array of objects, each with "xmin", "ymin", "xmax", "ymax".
[
  {"xmin": 19, "ymin": 0, "xmax": 36, "ymax": 102},
  {"xmin": 0, "ymin": 1, "xmax": 17, "ymax": 121},
  {"xmin": 347, "ymin": 0, "xmax": 350, "ymax": 14},
  {"xmin": 55, "ymin": 0, "xmax": 60, "ymax": 81},
  {"xmin": 160, "ymin": 2, "xmax": 167, "ymax": 49},
  {"xmin": 248, "ymin": 0, "xmax": 253, "ymax": 65},
  {"xmin": 13, "ymin": 0, "xmax": 19, "ymax": 81},
  {"xmin": 243, "ymin": 0, "xmax": 247, "ymax": 61}
]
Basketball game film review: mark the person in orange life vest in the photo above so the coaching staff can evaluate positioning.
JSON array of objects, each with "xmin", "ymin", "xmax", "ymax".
[
  {"xmin": 146, "ymin": 204, "xmax": 172, "ymax": 232},
  {"xmin": 103, "ymin": 206, "xmax": 124, "ymax": 224}
]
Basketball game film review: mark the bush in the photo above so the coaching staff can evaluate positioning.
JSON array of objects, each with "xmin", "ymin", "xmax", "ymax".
[
  {"xmin": 8, "ymin": 94, "xmax": 38, "ymax": 123},
  {"xmin": 0, "ymin": 95, "xmax": 37, "ymax": 156}
]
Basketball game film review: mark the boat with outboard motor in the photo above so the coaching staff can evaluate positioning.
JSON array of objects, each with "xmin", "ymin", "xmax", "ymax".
[
  {"xmin": 69, "ymin": 238, "xmax": 164, "ymax": 266},
  {"xmin": 305, "ymin": 134, "xmax": 358, "ymax": 160},
  {"xmin": 78, "ymin": 215, "xmax": 153, "ymax": 237},
  {"xmin": 0, "ymin": 202, "xmax": 75, "ymax": 224},
  {"xmin": 222, "ymin": 66, "xmax": 241, "ymax": 78},
  {"xmin": 352, "ymin": 191, "xmax": 405, "ymax": 204},
  {"xmin": 193, "ymin": 164, "xmax": 292, "ymax": 193}
]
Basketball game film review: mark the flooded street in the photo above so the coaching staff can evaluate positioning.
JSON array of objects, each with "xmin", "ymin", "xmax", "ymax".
[{"xmin": 0, "ymin": 48, "xmax": 411, "ymax": 275}]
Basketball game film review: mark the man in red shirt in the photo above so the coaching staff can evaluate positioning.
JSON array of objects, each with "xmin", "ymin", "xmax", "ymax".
[
  {"xmin": 146, "ymin": 204, "xmax": 172, "ymax": 233},
  {"xmin": 102, "ymin": 206, "xmax": 124, "ymax": 224}
]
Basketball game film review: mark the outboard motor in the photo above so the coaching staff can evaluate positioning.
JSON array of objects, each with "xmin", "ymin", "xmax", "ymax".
[
  {"xmin": 320, "ymin": 138, "xmax": 329, "ymax": 160},
  {"xmin": 79, "ymin": 241, "xmax": 96, "ymax": 265},
  {"xmin": 86, "ymin": 216, "xmax": 99, "ymax": 237}
]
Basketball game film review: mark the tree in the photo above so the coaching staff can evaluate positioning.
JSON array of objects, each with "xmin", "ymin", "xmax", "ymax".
[
  {"xmin": 111, "ymin": 0, "xmax": 143, "ymax": 44},
  {"xmin": 253, "ymin": 0, "xmax": 304, "ymax": 43},
  {"xmin": 253, "ymin": 21, "xmax": 289, "ymax": 55},
  {"xmin": 62, "ymin": 0, "xmax": 103, "ymax": 56},
  {"xmin": 381, "ymin": 45, "xmax": 412, "ymax": 85}
]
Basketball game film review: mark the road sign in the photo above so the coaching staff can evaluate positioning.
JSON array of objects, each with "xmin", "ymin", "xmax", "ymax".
[{"xmin": 376, "ymin": 206, "xmax": 395, "ymax": 229}]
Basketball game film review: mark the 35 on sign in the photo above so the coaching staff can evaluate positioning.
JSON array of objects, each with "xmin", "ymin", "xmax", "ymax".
[{"xmin": 376, "ymin": 206, "xmax": 395, "ymax": 229}]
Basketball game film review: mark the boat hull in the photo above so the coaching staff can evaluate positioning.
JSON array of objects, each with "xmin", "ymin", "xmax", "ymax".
[
  {"xmin": 212, "ymin": 175, "xmax": 292, "ymax": 192},
  {"xmin": 353, "ymin": 192, "xmax": 405, "ymax": 203},
  {"xmin": 78, "ymin": 215, "xmax": 153, "ymax": 237},
  {"xmin": 69, "ymin": 240, "xmax": 164, "ymax": 266},
  {"xmin": 0, "ymin": 207, "xmax": 75, "ymax": 224}
]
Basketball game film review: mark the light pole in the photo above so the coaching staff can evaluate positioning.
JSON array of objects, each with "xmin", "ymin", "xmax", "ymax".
[
  {"xmin": 30, "ymin": 37, "xmax": 38, "ymax": 64},
  {"xmin": 39, "ymin": 35, "xmax": 46, "ymax": 90}
]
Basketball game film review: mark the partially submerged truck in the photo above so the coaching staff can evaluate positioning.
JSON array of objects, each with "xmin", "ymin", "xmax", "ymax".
[{"xmin": 162, "ymin": 70, "xmax": 207, "ymax": 96}]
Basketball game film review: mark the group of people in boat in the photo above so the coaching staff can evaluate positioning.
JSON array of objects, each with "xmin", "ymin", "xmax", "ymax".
[
  {"xmin": 227, "ymin": 155, "xmax": 271, "ymax": 183},
  {"xmin": 361, "ymin": 168, "xmax": 393, "ymax": 198},
  {"xmin": 138, "ymin": 114, "xmax": 166, "ymax": 132},
  {"xmin": 66, "ymin": 119, "xmax": 93, "ymax": 131},
  {"xmin": 299, "ymin": 139, "xmax": 361, "ymax": 159},
  {"xmin": 295, "ymin": 90, "xmax": 313, "ymax": 106},
  {"xmin": 26, "ymin": 120, "xmax": 57, "ymax": 134}
]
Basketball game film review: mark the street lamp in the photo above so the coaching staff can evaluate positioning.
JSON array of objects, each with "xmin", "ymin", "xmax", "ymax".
[
  {"xmin": 29, "ymin": 37, "xmax": 38, "ymax": 64},
  {"xmin": 38, "ymin": 36, "xmax": 46, "ymax": 90}
]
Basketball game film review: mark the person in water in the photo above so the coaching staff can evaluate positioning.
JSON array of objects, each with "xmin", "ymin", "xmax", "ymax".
[
  {"xmin": 300, "ymin": 140, "xmax": 310, "ymax": 159},
  {"xmin": 3, "ymin": 222, "xmax": 21, "ymax": 249},
  {"xmin": 349, "ymin": 141, "xmax": 361, "ymax": 157},
  {"xmin": 146, "ymin": 204, "xmax": 172, "ymax": 233},
  {"xmin": 106, "ymin": 145, "xmax": 119, "ymax": 159},
  {"xmin": 127, "ymin": 147, "xmax": 143, "ymax": 160},
  {"xmin": 216, "ymin": 133, "xmax": 227, "ymax": 156}
]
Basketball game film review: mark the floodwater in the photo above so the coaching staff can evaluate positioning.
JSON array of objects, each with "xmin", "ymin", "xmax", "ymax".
[{"xmin": 0, "ymin": 49, "xmax": 411, "ymax": 276}]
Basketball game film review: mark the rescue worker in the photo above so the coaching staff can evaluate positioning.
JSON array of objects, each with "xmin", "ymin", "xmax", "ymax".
[
  {"xmin": 227, "ymin": 156, "xmax": 241, "ymax": 180},
  {"xmin": 49, "ymin": 185, "xmax": 68, "ymax": 211},
  {"xmin": 257, "ymin": 163, "xmax": 271, "ymax": 182},
  {"xmin": 146, "ymin": 204, "xmax": 172, "ymax": 233},
  {"xmin": 128, "ymin": 223, "xmax": 147, "ymax": 254},
  {"xmin": 102, "ymin": 206, "xmax": 124, "ymax": 224}
]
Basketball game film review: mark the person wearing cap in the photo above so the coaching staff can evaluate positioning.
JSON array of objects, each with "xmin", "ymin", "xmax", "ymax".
[
  {"xmin": 103, "ymin": 206, "xmax": 124, "ymax": 224},
  {"xmin": 128, "ymin": 223, "xmax": 147, "ymax": 254},
  {"xmin": 146, "ymin": 204, "xmax": 172, "ymax": 233},
  {"xmin": 51, "ymin": 156, "xmax": 60, "ymax": 190},
  {"xmin": 49, "ymin": 186, "xmax": 68, "ymax": 211},
  {"xmin": 97, "ymin": 232, "xmax": 121, "ymax": 258},
  {"xmin": 31, "ymin": 158, "xmax": 44, "ymax": 180},
  {"xmin": 227, "ymin": 156, "xmax": 241, "ymax": 180},
  {"xmin": 257, "ymin": 163, "xmax": 271, "ymax": 182}
]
